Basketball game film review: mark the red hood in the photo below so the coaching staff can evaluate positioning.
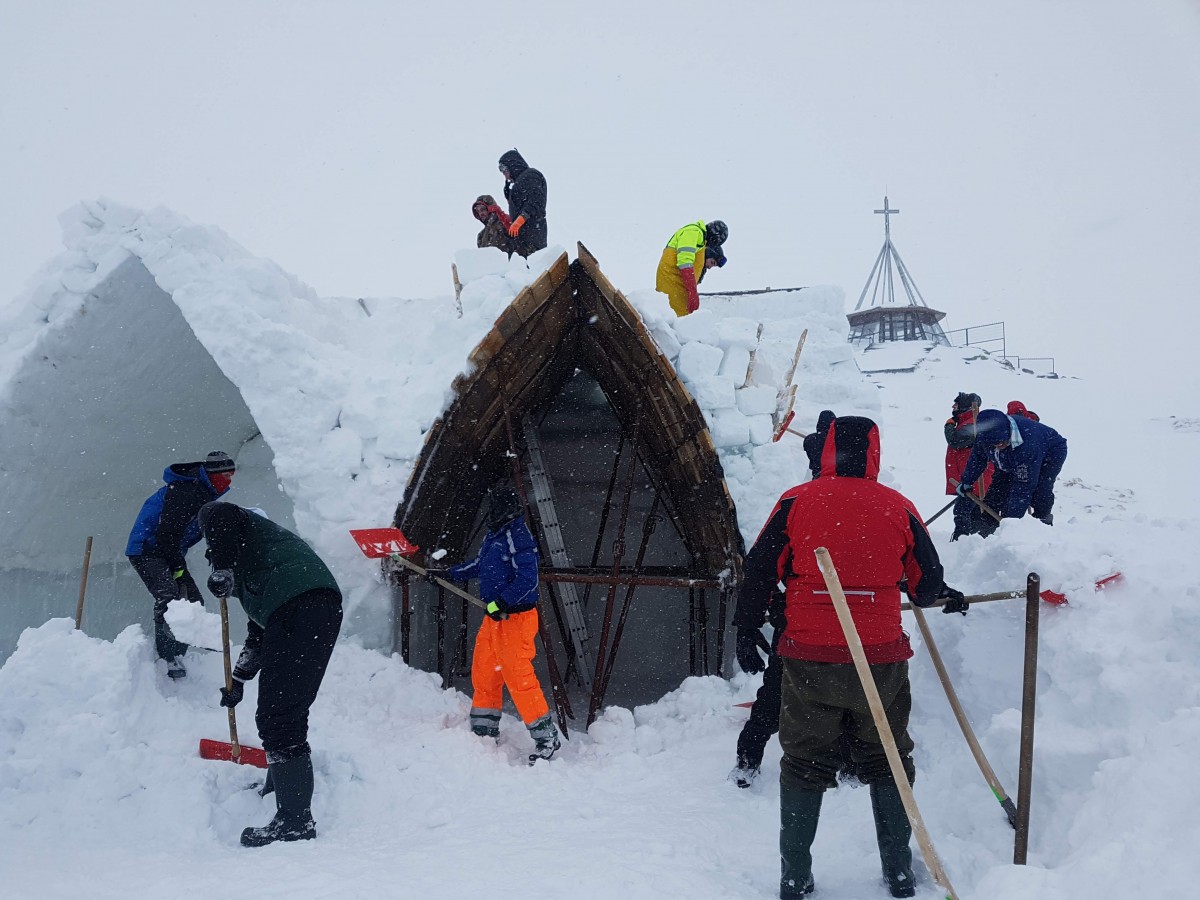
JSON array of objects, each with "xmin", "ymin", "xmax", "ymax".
[{"xmin": 819, "ymin": 416, "xmax": 881, "ymax": 480}]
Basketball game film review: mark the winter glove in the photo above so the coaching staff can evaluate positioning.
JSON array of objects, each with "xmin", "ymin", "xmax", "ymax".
[
  {"xmin": 679, "ymin": 267, "xmax": 700, "ymax": 314},
  {"xmin": 172, "ymin": 567, "xmax": 187, "ymax": 581},
  {"xmin": 507, "ymin": 215, "xmax": 525, "ymax": 238},
  {"xmin": 219, "ymin": 678, "xmax": 244, "ymax": 708},
  {"xmin": 955, "ymin": 481, "xmax": 974, "ymax": 498},
  {"xmin": 1034, "ymin": 510, "xmax": 1054, "ymax": 526},
  {"xmin": 485, "ymin": 599, "xmax": 509, "ymax": 622},
  {"xmin": 735, "ymin": 628, "xmax": 767, "ymax": 675},
  {"xmin": 423, "ymin": 567, "xmax": 448, "ymax": 585},
  {"xmin": 939, "ymin": 585, "xmax": 969, "ymax": 616},
  {"xmin": 207, "ymin": 569, "xmax": 235, "ymax": 598}
]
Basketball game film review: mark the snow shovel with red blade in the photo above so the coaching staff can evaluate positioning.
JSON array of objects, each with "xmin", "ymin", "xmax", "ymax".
[
  {"xmin": 350, "ymin": 527, "xmax": 487, "ymax": 610},
  {"xmin": 1039, "ymin": 571, "xmax": 1123, "ymax": 606},
  {"xmin": 198, "ymin": 593, "xmax": 267, "ymax": 769}
]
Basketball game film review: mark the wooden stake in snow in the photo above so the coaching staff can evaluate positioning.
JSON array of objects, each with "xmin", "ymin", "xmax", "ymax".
[
  {"xmin": 74, "ymin": 535, "xmax": 93, "ymax": 630},
  {"xmin": 451, "ymin": 263, "xmax": 463, "ymax": 318},
  {"xmin": 814, "ymin": 547, "xmax": 960, "ymax": 900},
  {"xmin": 741, "ymin": 323, "xmax": 764, "ymax": 388}
]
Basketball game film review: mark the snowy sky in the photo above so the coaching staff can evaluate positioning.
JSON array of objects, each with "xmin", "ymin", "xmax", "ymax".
[{"xmin": 3, "ymin": 1, "xmax": 1199, "ymax": 413}]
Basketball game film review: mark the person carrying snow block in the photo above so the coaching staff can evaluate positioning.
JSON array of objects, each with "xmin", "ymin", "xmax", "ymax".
[
  {"xmin": 655, "ymin": 219, "xmax": 728, "ymax": 316},
  {"xmin": 956, "ymin": 408, "xmax": 1068, "ymax": 535},
  {"xmin": 472, "ymin": 194, "xmax": 514, "ymax": 255},
  {"xmin": 1006, "ymin": 399, "xmax": 1040, "ymax": 422},
  {"xmin": 199, "ymin": 502, "xmax": 343, "ymax": 847},
  {"xmin": 498, "ymin": 149, "xmax": 548, "ymax": 258},
  {"xmin": 752, "ymin": 416, "xmax": 968, "ymax": 899},
  {"xmin": 425, "ymin": 486, "xmax": 560, "ymax": 764},
  {"xmin": 126, "ymin": 451, "xmax": 236, "ymax": 678},
  {"xmin": 944, "ymin": 392, "xmax": 993, "ymax": 541},
  {"xmin": 801, "ymin": 410, "xmax": 836, "ymax": 481}
]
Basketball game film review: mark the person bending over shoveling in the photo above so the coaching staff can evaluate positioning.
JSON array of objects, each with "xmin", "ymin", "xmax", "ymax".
[
  {"xmin": 199, "ymin": 502, "xmax": 343, "ymax": 847},
  {"xmin": 425, "ymin": 486, "xmax": 561, "ymax": 764}
]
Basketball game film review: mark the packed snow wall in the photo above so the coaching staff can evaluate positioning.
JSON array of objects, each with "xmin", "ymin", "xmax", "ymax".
[{"xmin": 0, "ymin": 254, "xmax": 293, "ymax": 659}]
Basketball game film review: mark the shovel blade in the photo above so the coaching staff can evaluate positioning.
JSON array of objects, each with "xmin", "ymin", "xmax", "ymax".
[
  {"xmin": 350, "ymin": 527, "xmax": 419, "ymax": 559},
  {"xmin": 199, "ymin": 738, "xmax": 268, "ymax": 768}
]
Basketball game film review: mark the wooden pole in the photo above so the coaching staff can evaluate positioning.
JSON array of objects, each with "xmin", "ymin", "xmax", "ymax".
[
  {"xmin": 900, "ymin": 589, "xmax": 1022, "ymax": 612},
  {"xmin": 218, "ymin": 595, "xmax": 241, "ymax": 763},
  {"xmin": 1014, "ymin": 572, "xmax": 1041, "ymax": 864},
  {"xmin": 451, "ymin": 263, "xmax": 463, "ymax": 318},
  {"xmin": 923, "ymin": 497, "xmax": 957, "ymax": 528},
  {"xmin": 74, "ymin": 535, "xmax": 93, "ymax": 630},
  {"xmin": 911, "ymin": 606, "xmax": 1018, "ymax": 828},
  {"xmin": 815, "ymin": 548, "xmax": 960, "ymax": 900}
]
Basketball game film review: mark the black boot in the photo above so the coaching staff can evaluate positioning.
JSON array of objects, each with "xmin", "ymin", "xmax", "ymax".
[
  {"xmin": 779, "ymin": 784, "xmax": 822, "ymax": 897},
  {"xmin": 870, "ymin": 781, "xmax": 915, "ymax": 898},
  {"xmin": 241, "ymin": 754, "xmax": 316, "ymax": 847}
]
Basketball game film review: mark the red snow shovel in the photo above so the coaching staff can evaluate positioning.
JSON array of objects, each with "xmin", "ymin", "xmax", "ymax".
[
  {"xmin": 350, "ymin": 527, "xmax": 487, "ymax": 610},
  {"xmin": 1039, "ymin": 571, "xmax": 1123, "ymax": 606},
  {"xmin": 198, "ymin": 593, "xmax": 267, "ymax": 769}
]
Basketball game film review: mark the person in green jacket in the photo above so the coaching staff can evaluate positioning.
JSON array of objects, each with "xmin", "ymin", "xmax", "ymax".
[
  {"xmin": 655, "ymin": 219, "xmax": 728, "ymax": 316},
  {"xmin": 198, "ymin": 502, "xmax": 343, "ymax": 848}
]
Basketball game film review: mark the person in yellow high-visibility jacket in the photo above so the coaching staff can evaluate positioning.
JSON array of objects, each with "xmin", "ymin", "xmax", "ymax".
[{"xmin": 656, "ymin": 219, "xmax": 728, "ymax": 316}]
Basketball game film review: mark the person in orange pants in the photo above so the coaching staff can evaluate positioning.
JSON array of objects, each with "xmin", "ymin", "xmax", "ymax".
[{"xmin": 428, "ymin": 486, "xmax": 560, "ymax": 764}]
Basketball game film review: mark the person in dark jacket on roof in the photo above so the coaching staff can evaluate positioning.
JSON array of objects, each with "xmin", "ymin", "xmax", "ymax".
[
  {"xmin": 472, "ymin": 194, "xmax": 514, "ymax": 254},
  {"xmin": 801, "ymin": 410, "xmax": 836, "ymax": 481},
  {"xmin": 426, "ymin": 486, "xmax": 560, "ymax": 764},
  {"xmin": 956, "ymin": 408, "xmax": 1068, "ymax": 536},
  {"xmin": 498, "ymin": 149, "xmax": 548, "ymax": 258},
  {"xmin": 126, "ymin": 451, "xmax": 236, "ymax": 678},
  {"xmin": 748, "ymin": 416, "xmax": 968, "ymax": 898},
  {"xmin": 199, "ymin": 502, "xmax": 343, "ymax": 847}
]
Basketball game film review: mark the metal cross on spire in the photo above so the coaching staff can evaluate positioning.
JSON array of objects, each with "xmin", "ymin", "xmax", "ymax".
[{"xmin": 875, "ymin": 196, "xmax": 899, "ymax": 241}]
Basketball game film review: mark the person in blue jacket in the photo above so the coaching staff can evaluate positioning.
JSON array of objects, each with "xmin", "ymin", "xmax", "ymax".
[
  {"xmin": 125, "ymin": 451, "xmax": 236, "ymax": 676},
  {"xmin": 427, "ymin": 486, "xmax": 560, "ymax": 764},
  {"xmin": 956, "ymin": 409, "xmax": 1068, "ymax": 537}
]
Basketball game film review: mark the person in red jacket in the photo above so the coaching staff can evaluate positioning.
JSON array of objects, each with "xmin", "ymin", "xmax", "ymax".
[
  {"xmin": 944, "ymin": 392, "xmax": 992, "ymax": 541},
  {"xmin": 1006, "ymin": 400, "xmax": 1040, "ymax": 422},
  {"xmin": 745, "ymin": 416, "xmax": 967, "ymax": 899}
]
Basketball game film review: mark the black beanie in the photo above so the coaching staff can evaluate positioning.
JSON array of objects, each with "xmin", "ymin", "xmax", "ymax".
[{"xmin": 204, "ymin": 451, "xmax": 236, "ymax": 474}]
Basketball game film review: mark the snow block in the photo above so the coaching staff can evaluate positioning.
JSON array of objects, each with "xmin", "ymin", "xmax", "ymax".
[
  {"xmin": 747, "ymin": 414, "xmax": 775, "ymax": 445},
  {"xmin": 672, "ymin": 309, "xmax": 719, "ymax": 344},
  {"xmin": 454, "ymin": 247, "xmax": 510, "ymax": 284},
  {"xmin": 675, "ymin": 342, "xmax": 725, "ymax": 381},
  {"xmin": 736, "ymin": 385, "xmax": 778, "ymax": 416},
  {"xmin": 718, "ymin": 346, "xmax": 752, "ymax": 381},
  {"xmin": 714, "ymin": 317, "xmax": 762, "ymax": 350},
  {"xmin": 685, "ymin": 375, "xmax": 736, "ymax": 410},
  {"xmin": 709, "ymin": 409, "xmax": 751, "ymax": 448}
]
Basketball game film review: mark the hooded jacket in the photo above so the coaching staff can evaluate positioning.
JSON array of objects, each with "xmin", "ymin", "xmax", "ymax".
[
  {"xmin": 200, "ymin": 503, "xmax": 341, "ymax": 628},
  {"xmin": 126, "ymin": 462, "xmax": 230, "ymax": 569},
  {"xmin": 446, "ymin": 514, "xmax": 540, "ymax": 613},
  {"xmin": 1006, "ymin": 400, "xmax": 1040, "ymax": 422},
  {"xmin": 473, "ymin": 194, "xmax": 512, "ymax": 252},
  {"xmin": 499, "ymin": 150, "xmax": 548, "ymax": 255},
  {"xmin": 944, "ymin": 406, "xmax": 994, "ymax": 496},
  {"xmin": 960, "ymin": 411, "xmax": 1068, "ymax": 519},
  {"xmin": 742, "ymin": 417, "xmax": 945, "ymax": 664},
  {"xmin": 801, "ymin": 410, "xmax": 836, "ymax": 480}
]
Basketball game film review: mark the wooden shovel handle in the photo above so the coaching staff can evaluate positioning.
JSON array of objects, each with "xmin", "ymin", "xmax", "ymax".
[
  {"xmin": 219, "ymin": 595, "xmax": 240, "ymax": 761},
  {"xmin": 390, "ymin": 554, "xmax": 487, "ymax": 611}
]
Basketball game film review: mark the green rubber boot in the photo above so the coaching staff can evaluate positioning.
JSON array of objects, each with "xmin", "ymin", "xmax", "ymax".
[{"xmin": 779, "ymin": 784, "xmax": 822, "ymax": 897}]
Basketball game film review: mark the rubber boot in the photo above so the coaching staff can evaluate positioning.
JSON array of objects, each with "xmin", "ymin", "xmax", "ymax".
[
  {"xmin": 779, "ymin": 784, "xmax": 822, "ymax": 897},
  {"xmin": 527, "ymin": 714, "xmax": 561, "ymax": 765},
  {"xmin": 241, "ymin": 754, "xmax": 316, "ymax": 847},
  {"xmin": 870, "ymin": 781, "xmax": 915, "ymax": 898}
]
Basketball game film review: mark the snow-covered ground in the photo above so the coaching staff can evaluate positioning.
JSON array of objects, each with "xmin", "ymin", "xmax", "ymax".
[{"xmin": 2, "ymin": 206, "xmax": 1198, "ymax": 898}]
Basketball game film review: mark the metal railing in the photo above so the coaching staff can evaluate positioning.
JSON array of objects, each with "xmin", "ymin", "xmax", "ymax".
[{"xmin": 943, "ymin": 321, "xmax": 1006, "ymax": 355}]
